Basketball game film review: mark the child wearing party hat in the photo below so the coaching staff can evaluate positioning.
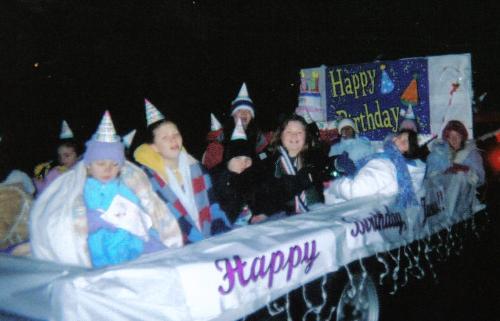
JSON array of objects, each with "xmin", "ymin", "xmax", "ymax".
[
  {"xmin": 82, "ymin": 111, "xmax": 169, "ymax": 268},
  {"xmin": 30, "ymin": 111, "xmax": 183, "ymax": 267},
  {"xmin": 202, "ymin": 83, "xmax": 273, "ymax": 170},
  {"xmin": 211, "ymin": 118, "xmax": 267, "ymax": 226},
  {"xmin": 33, "ymin": 120, "xmax": 81, "ymax": 196},
  {"xmin": 134, "ymin": 99, "xmax": 232, "ymax": 244}
]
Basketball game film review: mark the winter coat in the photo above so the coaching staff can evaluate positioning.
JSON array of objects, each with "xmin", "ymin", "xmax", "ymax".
[
  {"xmin": 426, "ymin": 140, "xmax": 485, "ymax": 186},
  {"xmin": 324, "ymin": 143, "xmax": 422, "ymax": 207},
  {"xmin": 83, "ymin": 177, "xmax": 166, "ymax": 268},
  {"xmin": 34, "ymin": 166, "xmax": 68, "ymax": 195},
  {"xmin": 134, "ymin": 144, "xmax": 232, "ymax": 245},
  {"xmin": 30, "ymin": 161, "xmax": 183, "ymax": 267},
  {"xmin": 252, "ymin": 147, "xmax": 327, "ymax": 215},
  {"xmin": 211, "ymin": 166, "xmax": 259, "ymax": 225}
]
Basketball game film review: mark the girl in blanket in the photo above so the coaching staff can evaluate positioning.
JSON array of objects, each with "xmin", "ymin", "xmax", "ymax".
[
  {"xmin": 134, "ymin": 99, "xmax": 231, "ymax": 245},
  {"xmin": 82, "ymin": 111, "xmax": 168, "ymax": 267},
  {"xmin": 426, "ymin": 120, "xmax": 485, "ymax": 186}
]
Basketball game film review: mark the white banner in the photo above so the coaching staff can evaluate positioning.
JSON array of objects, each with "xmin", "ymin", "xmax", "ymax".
[{"xmin": 0, "ymin": 174, "xmax": 484, "ymax": 321}]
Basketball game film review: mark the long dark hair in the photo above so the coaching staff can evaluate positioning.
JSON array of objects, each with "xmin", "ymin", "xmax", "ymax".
[
  {"xmin": 397, "ymin": 129, "xmax": 419, "ymax": 159},
  {"xmin": 55, "ymin": 139, "xmax": 81, "ymax": 165},
  {"xmin": 270, "ymin": 114, "xmax": 312, "ymax": 157}
]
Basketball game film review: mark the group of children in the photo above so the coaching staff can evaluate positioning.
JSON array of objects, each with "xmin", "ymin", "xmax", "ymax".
[{"xmin": 27, "ymin": 83, "xmax": 485, "ymax": 269}]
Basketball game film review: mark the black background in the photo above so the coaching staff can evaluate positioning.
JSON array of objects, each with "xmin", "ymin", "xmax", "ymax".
[{"xmin": 1, "ymin": 1, "xmax": 498, "ymax": 171}]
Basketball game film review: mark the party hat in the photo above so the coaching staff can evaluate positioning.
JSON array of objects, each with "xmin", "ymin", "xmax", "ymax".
[
  {"xmin": 210, "ymin": 113, "xmax": 222, "ymax": 131},
  {"xmin": 231, "ymin": 118, "xmax": 247, "ymax": 141},
  {"xmin": 230, "ymin": 83, "xmax": 255, "ymax": 118},
  {"xmin": 399, "ymin": 105, "xmax": 418, "ymax": 132},
  {"xmin": 404, "ymin": 105, "xmax": 416, "ymax": 120},
  {"xmin": 94, "ymin": 110, "xmax": 120, "ymax": 143},
  {"xmin": 60, "ymin": 120, "xmax": 74, "ymax": 139},
  {"xmin": 401, "ymin": 74, "xmax": 419, "ymax": 107},
  {"xmin": 145, "ymin": 98, "xmax": 165, "ymax": 126},
  {"xmin": 122, "ymin": 129, "xmax": 137, "ymax": 149},
  {"xmin": 380, "ymin": 64, "xmax": 394, "ymax": 94}
]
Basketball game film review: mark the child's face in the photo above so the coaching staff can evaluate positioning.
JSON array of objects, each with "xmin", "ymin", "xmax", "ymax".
[
  {"xmin": 281, "ymin": 120, "xmax": 306, "ymax": 157},
  {"xmin": 228, "ymin": 156, "xmax": 252, "ymax": 174},
  {"xmin": 446, "ymin": 130, "xmax": 463, "ymax": 151},
  {"xmin": 88, "ymin": 160, "xmax": 121, "ymax": 183},
  {"xmin": 341, "ymin": 126, "xmax": 355, "ymax": 139},
  {"xmin": 58, "ymin": 145, "xmax": 78, "ymax": 168},
  {"xmin": 393, "ymin": 132, "xmax": 409, "ymax": 154},
  {"xmin": 152, "ymin": 122, "xmax": 183, "ymax": 162}
]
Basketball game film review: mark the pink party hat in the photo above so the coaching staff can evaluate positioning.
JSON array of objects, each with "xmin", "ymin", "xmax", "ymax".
[{"xmin": 145, "ymin": 98, "xmax": 165, "ymax": 126}]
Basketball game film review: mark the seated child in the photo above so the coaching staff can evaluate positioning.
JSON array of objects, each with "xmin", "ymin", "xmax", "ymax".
[
  {"xmin": 212, "ymin": 119, "xmax": 266, "ymax": 226},
  {"xmin": 33, "ymin": 120, "xmax": 80, "ymax": 196},
  {"xmin": 134, "ymin": 99, "xmax": 232, "ymax": 244},
  {"xmin": 83, "ymin": 111, "xmax": 166, "ymax": 268}
]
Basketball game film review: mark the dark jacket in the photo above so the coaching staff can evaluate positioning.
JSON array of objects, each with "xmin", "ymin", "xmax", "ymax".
[
  {"xmin": 252, "ymin": 146, "xmax": 331, "ymax": 215},
  {"xmin": 211, "ymin": 166, "xmax": 259, "ymax": 224}
]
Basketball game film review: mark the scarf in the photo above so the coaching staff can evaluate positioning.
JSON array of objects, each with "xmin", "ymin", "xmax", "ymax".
[
  {"xmin": 164, "ymin": 151, "xmax": 200, "ymax": 230},
  {"xmin": 278, "ymin": 146, "xmax": 309, "ymax": 214},
  {"xmin": 357, "ymin": 140, "xmax": 418, "ymax": 209}
]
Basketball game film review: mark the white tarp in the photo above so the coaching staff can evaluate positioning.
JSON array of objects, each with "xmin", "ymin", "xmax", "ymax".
[{"xmin": 0, "ymin": 173, "xmax": 484, "ymax": 321}]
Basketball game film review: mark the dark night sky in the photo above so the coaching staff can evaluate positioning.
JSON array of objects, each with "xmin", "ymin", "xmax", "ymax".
[{"xmin": 1, "ymin": 0, "xmax": 499, "ymax": 172}]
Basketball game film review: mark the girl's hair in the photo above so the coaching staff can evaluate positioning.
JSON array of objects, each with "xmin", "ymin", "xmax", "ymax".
[
  {"xmin": 144, "ymin": 119, "xmax": 178, "ymax": 144},
  {"xmin": 56, "ymin": 139, "xmax": 81, "ymax": 164},
  {"xmin": 270, "ymin": 114, "xmax": 312, "ymax": 156},
  {"xmin": 442, "ymin": 120, "xmax": 468, "ymax": 150},
  {"xmin": 397, "ymin": 129, "xmax": 419, "ymax": 159}
]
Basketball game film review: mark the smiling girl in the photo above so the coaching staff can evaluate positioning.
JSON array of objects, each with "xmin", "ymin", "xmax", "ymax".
[{"xmin": 252, "ymin": 114, "xmax": 330, "ymax": 216}]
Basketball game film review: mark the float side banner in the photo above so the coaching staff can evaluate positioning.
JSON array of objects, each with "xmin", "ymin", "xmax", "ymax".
[
  {"xmin": 295, "ymin": 66, "xmax": 327, "ymax": 123},
  {"xmin": 325, "ymin": 58, "xmax": 430, "ymax": 140}
]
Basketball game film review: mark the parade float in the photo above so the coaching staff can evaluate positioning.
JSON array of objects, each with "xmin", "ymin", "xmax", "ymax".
[{"xmin": 0, "ymin": 53, "xmax": 489, "ymax": 321}]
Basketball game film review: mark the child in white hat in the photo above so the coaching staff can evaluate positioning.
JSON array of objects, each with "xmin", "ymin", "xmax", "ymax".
[
  {"xmin": 329, "ymin": 117, "xmax": 374, "ymax": 175},
  {"xmin": 202, "ymin": 83, "xmax": 272, "ymax": 170},
  {"xmin": 211, "ymin": 119, "xmax": 267, "ymax": 226}
]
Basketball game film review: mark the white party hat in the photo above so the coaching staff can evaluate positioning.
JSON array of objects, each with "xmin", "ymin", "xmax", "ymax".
[
  {"xmin": 404, "ymin": 105, "xmax": 416, "ymax": 120},
  {"xmin": 60, "ymin": 120, "xmax": 74, "ymax": 139},
  {"xmin": 231, "ymin": 118, "xmax": 247, "ymax": 141},
  {"xmin": 94, "ymin": 110, "xmax": 120, "ymax": 143},
  {"xmin": 210, "ymin": 113, "xmax": 222, "ymax": 131},
  {"xmin": 230, "ymin": 83, "xmax": 255, "ymax": 117},
  {"xmin": 145, "ymin": 98, "xmax": 165, "ymax": 126},
  {"xmin": 122, "ymin": 129, "xmax": 137, "ymax": 149}
]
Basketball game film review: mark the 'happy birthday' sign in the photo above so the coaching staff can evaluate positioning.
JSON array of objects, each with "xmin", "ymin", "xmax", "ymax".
[{"xmin": 326, "ymin": 58, "xmax": 430, "ymax": 140}]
